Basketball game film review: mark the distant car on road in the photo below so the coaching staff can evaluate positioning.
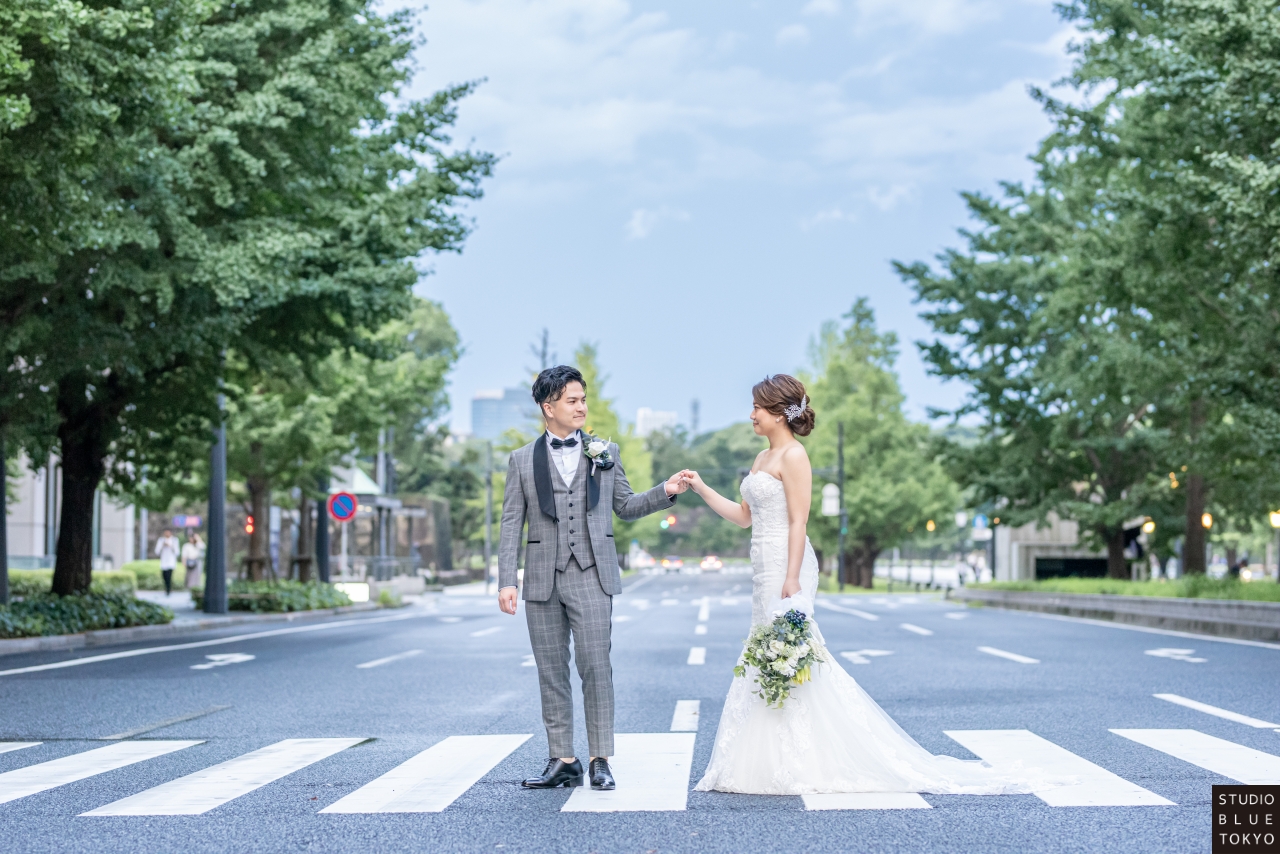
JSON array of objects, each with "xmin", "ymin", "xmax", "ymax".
[
  {"xmin": 699, "ymin": 555, "xmax": 724, "ymax": 571},
  {"xmin": 660, "ymin": 556, "xmax": 684, "ymax": 572}
]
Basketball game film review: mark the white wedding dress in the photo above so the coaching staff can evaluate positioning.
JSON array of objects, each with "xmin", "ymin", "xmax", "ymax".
[{"xmin": 694, "ymin": 471, "xmax": 1045, "ymax": 796}]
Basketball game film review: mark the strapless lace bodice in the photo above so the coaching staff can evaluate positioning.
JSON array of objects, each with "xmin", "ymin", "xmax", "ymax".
[{"xmin": 741, "ymin": 471, "xmax": 790, "ymax": 539}]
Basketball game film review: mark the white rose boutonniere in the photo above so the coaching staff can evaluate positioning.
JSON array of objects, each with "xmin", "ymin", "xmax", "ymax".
[{"xmin": 582, "ymin": 434, "xmax": 615, "ymax": 476}]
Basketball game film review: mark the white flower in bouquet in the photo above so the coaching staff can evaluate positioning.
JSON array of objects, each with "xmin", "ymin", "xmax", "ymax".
[
  {"xmin": 769, "ymin": 640, "xmax": 786, "ymax": 654},
  {"xmin": 734, "ymin": 609, "xmax": 826, "ymax": 708}
]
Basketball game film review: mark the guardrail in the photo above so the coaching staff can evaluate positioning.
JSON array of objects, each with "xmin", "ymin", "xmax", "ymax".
[{"xmin": 949, "ymin": 587, "xmax": 1280, "ymax": 642}]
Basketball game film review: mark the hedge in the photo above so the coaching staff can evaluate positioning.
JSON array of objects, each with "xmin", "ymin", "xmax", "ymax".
[
  {"xmin": 191, "ymin": 580, "xmax": 352, "ymax": 613},
  {"xmin": 977, "ymin": 575, "xmax": 1280, "ymax": 602},
  {"xmin": 119, "ymin": 560, "xmax": 170, "ymax": 590},
  {"xmin": 0, "ymin": 593, "xmax": 173, "ymax": 639},
  {"xmin": 7, "ymin": 569, "xmax": 137, "ymax": 597}
]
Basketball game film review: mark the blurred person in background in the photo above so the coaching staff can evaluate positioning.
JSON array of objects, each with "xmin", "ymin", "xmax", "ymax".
[
  {"xmin": 182, "ymin": 534, "xmax": 203, "ymax": 590},
  {"xmin": 154, "ymin": 529, "xmax": 180, "ymax": 595}
]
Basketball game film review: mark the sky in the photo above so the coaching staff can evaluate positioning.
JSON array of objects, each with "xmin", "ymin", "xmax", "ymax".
[{"xmin": 392, "ymin": 0, "xmax": 1076, "ymax": 435}]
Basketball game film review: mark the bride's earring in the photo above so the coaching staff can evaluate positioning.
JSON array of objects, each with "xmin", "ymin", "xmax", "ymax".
[{"xmin": 776, "ymin": 417, "xmax": 781, "ymax": 423}]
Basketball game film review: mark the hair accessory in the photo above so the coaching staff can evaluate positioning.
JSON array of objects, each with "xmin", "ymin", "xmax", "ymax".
[{"xmin": 784, "ymin": 395, "xmax": 807, "ymax": 423}]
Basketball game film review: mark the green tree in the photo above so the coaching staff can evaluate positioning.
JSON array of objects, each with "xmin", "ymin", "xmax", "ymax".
[
  {"xmin": 646, "ymin": 423, "xmax": 759, "ymax": 556},
  {"xmin": 803, "ymin": 301, "xmax": 958, "ymax": 587},
  {"xmin": 0, "ymin": 0, "xmax": 491, "ymax": 593}
]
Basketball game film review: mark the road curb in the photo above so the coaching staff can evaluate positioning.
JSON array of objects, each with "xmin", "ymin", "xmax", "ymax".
[
  {"xmin": 949, "ymin": 587, "xmax": 1280, "ymax": 641},
  {"xmin": 0, "ymin": 602, "xmax": 384, "ymax": 658}
]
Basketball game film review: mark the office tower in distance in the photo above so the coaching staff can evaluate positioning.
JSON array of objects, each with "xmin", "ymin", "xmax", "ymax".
[{"xmin": 472, "ymin": 388, "xmax": 536, "ymax": 440}]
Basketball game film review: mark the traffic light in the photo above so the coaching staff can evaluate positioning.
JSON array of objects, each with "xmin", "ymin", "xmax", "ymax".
[
  {"xmin": 659, "ymin": 514, "xmax": 677, "ymax": 530},
  {"xmin": 245, "ymin": 515, "xmax": 255, "ymax": 535}
]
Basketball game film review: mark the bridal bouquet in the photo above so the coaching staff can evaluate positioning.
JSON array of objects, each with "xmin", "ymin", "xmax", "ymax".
[{"xmin": 734, "ymin": 608, "xmax": 824, "ymax": 708}]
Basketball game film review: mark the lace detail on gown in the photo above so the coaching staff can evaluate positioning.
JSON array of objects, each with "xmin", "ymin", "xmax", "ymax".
[{"xmin": 693, "ymin": 472, "xmax": 1047, "ymax": 796}]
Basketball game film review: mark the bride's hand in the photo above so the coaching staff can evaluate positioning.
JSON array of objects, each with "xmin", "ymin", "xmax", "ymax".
[
  {"xmin": 682, "ymin": 469, "xmax": 706, "ymax": 494},
  {"xmin": 780, "ymin": 577, "xmax": 801, "ymax": 599}
]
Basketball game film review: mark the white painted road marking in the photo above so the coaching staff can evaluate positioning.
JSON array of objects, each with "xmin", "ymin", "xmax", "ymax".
[
  {"xmin": 817, "ymin": 600, "xmax": 879, "ymax": 621},
  {"xmin": 562, "ymin": 733, "xmax": 696, "ymax": 812},
  {"xmin": 978, "ymin": 646, "xmax": 1039, "ymax": 664},
  {"xmin": 804, "ymin": 793, "xmax": 931, "ymax": 810},
  {"xmin": 438, "ymin": 617, "xmax": 462, "ymax": 623},
  {"xmin": 614, "ymin": 615, "xmax": 633, "ymax": 623},
  {"xmin": 521, "ymin": 655, "xmax": 536, "ymax": 667},
  {"xmin": 0, "ymin": 611, "xmax": 425, "ymax": 677},
  {"xmin": 686, "ymin": 647, "xmax": 706, "ymax": 665},
  {"xmin": 945, "ymin": 730, "xmax": 1173, "ymax": 806},
  {"xmin": 839, "ymin": 650, "xmax": 894, "ymax": 665},
  {"xmin": 469, "ymin": 626, "xmax": 502, "ymax": 638},
  {"xmin": 191, "ymin": 653, "xmax": 255, "ymax": 670},
  {"xmin": 84, "ymin": 738, "xmax": 367, "ymax": 815},
  {"xmin": 661, "ymin": 599, "xmax": 679, "ymax": 606},
  {"xmin": 1112, "ymin": 729, "xmax": 1280, "ymax": 784},
  {"xmin": 900, "ymin": 623, "xmax": 934, "ymax": 636},
  {"xmin": 670, "ymin": 701, "xmax": 700, "ymax": 732},
  {"xmin": 697, "ymin": 598, "xmax": 710, "ymax": 622},
  {"xmin": 1145, "ymin": 648, "xmax": 1206, "ymax": 663},
  {"xmin": 0, "ymin": 741, "xmax": 201, "ymax": 806},
  {"xmin": 945, "ymin": 612, "xmax": 967, "ymax": 620},
  {"xmin": 0, "ymin": 743, "xmax": 40, "ymax": 756},
  {"xmin": 694, "ymin": 624, "xmax": 708, "ymax": 635},
  {"xmin": 356, "ymin": 650, "xmax": 424, "ymax": 670},
  {"xmin": 1154, "ymin": 694, "xmax": 1280, "ymax": 729},
  {"xmin": 629, "ymin": 599, "xmax": 650, "ymax": 609},
  {"xmin": 320, "ymin": 735, "xmax": 530, "ymax": 813}
]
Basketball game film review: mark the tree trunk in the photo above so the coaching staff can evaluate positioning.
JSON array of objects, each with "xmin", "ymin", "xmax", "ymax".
[
  {"xmin": 0, "ymin": 429, "xmax": 8, "ymax": 605},
  {"xmin": 847, "ymin": 539, "xmax": 880, "ymax": 589},
  {"xmin": 1106, "ymin": 529, "xmax": 1128, "ymax": 579},
  {"xmin": 246, "ymin": 473, "xmax": 268, "ymax": 581},
  {"xmin": 296, "ymin": 493, "xmax": 313, "ymax": 583},
  {"xmin": 52, "ymin": 422, "xmax": 107, "ymax": 595},
  {"xmin": 1182, "ymin": 473, "xmax": 1206, "ymax": 574}
]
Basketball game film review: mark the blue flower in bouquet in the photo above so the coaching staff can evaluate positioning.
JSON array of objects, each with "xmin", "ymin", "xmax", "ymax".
[{"xmin": 734, "ymin": 608, "xmax": 826, "ymax": 708}]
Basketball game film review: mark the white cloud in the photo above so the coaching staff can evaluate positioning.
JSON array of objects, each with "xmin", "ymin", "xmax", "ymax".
[
  {"xmin": 626, "ymin": 206, "xmax": 690, "ymax": 239},
  {"xmin": 775, "ymin": 24, "xmax": 811, "ymax": 46},
  {"xmin": 867, "ymin": 184, "xmax": 914, "ymax": 210},
  {"xmin": 848, "ymin": 0, "xmax": 1002, "ymax": 37},
  {"xmin": 802, "ymin": 0, "xmax": 842, "ymax": 16},
  {"xmin": 800, "ymin": 207, "xmax": 856, "ymax": 229}
]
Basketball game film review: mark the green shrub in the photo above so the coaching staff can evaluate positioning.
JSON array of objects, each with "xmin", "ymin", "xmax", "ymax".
[
  {"xmin": 377, "ymin": 588, "xmax": 404, "ymax": 608},
  {"xmin": 0, "ymin": 593, "xmax": 173, "ymax": 639},
  {"xmin": 191, "ymin": 580, "xmax": 352, "ymax": 613},
  {"xmin": 120, "ymin": 560, "xmax": 167, "ymax": 590},
  {"xmin": 7, "ymin": 569, "xmax": 137, "ymax": 597},
  {"xmin": 977, "ymin": 575, "xmax": 1280, "ymax": 602}
]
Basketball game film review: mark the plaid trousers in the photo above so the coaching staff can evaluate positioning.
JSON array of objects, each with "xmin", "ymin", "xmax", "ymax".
[{"xmin": 524, "ymin": 557, "xmax": 614, "ymax": 758}]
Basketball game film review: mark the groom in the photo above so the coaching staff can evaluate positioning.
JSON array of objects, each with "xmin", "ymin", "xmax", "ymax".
[{"xmin": 498, "ymin": 365, "xmax": 687, "ymax": 791}]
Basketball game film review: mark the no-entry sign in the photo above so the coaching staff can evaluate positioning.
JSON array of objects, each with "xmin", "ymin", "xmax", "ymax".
[{"xmin": 328, "ymin": 492, "xmax": 358, "ymax": 523}]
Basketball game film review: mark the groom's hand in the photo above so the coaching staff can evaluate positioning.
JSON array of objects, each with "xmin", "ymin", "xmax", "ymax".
[
  {"xmin": 499, "ymin": 586, "xmax": 518, "ymax": 615},
  {"xmin": 664, "ymin": 471, "xmax": 689, "ymax": 496}
]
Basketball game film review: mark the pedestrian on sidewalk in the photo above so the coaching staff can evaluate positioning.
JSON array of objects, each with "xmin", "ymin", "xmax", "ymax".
[
  {"xmin": 155, "ymin": 529, "xmax": 180, "ymax": 595},
  {"xmin": 181, "ymin": 534, "xmax": 203, "ymax": 590}
]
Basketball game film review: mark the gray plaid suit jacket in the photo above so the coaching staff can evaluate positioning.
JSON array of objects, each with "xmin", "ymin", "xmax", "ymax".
[{"xmin": 498, "ymin": 434, "xmax": 675, "ymax": 601}]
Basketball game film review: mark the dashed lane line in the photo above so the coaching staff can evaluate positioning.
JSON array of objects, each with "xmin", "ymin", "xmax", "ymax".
[
  {"xmin": 977, "ymin": 646, "xmax": 1039, "ymax": 664},
  {"xmin": 1153, "ymin": 694, "xmax": 1280, "ymax": 729},
  {"xmin": 816, "ymin": 600, "xmax": 879, "ymax": 622},
  {"xmin": 469, "ymin": 627, "xmax": 503, "ymax": 638},
  {"xmin": 687, "ymin": 647, "xmax": 706, "ymax": 665},
  {"xmin": 356, "ymin": 650, "xmax": 424, "ymax": 670},
  {"xmin": 900, "ymin": 624, "xmax": 934, "ymax": 636}
]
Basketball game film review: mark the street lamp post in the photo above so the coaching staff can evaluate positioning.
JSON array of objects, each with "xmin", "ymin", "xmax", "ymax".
[
  {"xmin": 203, "ymin": 393, "xmax": 228, "ymax": 614},
  {"xmin": 316, "ymin": 475, "xmax": 330, "ymax": 583},
  {"xmin": 837, "ymin": 422, "xmax": 847, "ymax": 590},
  {"xmin": 1269, "ymin": 511, "xmax": 1280, "ymax": 582}
]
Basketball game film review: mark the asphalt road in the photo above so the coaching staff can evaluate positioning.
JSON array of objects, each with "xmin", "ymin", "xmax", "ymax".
[{"xmin": 2, "ymin": 571, "xmax": 1278, "ymax": 854}]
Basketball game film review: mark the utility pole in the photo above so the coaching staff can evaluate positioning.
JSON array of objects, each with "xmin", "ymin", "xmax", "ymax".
[
  {"xmin": 690, "ymin": 399, "xmax": 700, "ymax": 436},
  {"xmin": 316, "ymin": 475, "xmax": 330, "ymax": 583},
  {"xmin": 0, "ymin": 428, "xmax": 8, "ymax": 605},
  {"xmin": 204, "ymin": 392, "xmax": 228, "ymax": 614},
  {"xmin": 484, "ymin": 441, "xmax": 494, "ymax": 594},
  {"xmin": 837, "ymin": 421, "xmax": 847, "ymax": 590}
]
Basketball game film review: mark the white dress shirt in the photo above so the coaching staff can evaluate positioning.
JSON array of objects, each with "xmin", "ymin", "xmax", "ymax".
[{"xmin": 546, "ymin": 429, "xmax": 582, "ymax": 487}]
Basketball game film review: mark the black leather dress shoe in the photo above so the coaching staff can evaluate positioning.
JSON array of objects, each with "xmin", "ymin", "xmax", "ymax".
[
  {"xmin": 589, "ymin": 758, "xmax": 615, "ymax": 791},
  {"xmin": 522, "ymin": 758, "xmax": 584, "ymax": 789}
]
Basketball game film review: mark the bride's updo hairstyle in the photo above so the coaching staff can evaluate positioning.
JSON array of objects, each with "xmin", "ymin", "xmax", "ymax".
[{"xmin": 752, "ymin": 374, "xmax": 815, "ymax": 437}]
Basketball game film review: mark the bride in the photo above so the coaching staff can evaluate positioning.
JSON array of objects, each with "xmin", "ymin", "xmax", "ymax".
[{"xmin": 683, "ymin": 374, "xmax": 1040, "ymax": 796}]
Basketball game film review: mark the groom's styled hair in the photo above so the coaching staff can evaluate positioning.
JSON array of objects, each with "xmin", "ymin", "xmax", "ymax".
[{"xmin": 532, "ymin": 365, "xmax": 587, "ymax": 416}]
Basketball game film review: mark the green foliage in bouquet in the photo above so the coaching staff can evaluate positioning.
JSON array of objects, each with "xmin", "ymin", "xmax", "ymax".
[{"xmin": 734, "ymin": 609, "xmax": 826, "ymax": 708}]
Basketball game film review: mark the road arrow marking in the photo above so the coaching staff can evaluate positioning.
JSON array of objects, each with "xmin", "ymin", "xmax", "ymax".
[{"xmin": 1145, "ymin": 648, "xmax": 1205, "ymax": 663}]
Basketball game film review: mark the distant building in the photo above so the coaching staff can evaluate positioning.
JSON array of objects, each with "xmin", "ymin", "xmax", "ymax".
[
  {"xmin": 636, "ymin": 407, "xmax": 678, "ymax": 437},
  {"xmin": 472, "ymin": 388, "xmax": 536, "ymax": 440}
]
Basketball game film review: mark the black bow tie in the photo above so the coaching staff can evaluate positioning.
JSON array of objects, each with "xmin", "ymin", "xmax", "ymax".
[{"xmin": 550, "ymin": 436, "xmax": 578, "ymax": 450}]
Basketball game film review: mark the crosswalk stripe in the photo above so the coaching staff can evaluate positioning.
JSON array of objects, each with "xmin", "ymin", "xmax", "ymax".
[
  {"xmin": 0, "ymin": 741, "xmax": 200, "ymax": 806},
  {"xmin": 320, "ymin": 735, "xmax": 530, "ymax": 813},
  {"xmin": 561, "ymin": 734, "xmax": 696, "ymax": 812},
  {"xmin": 0, "ymin": 743, "xmax": 40, "ymax": 756},
  {"xmin": 803, "ymin": 793, "xmax": 931, "ymax": 810},
  {"xmin": 670, "ymin": 701, "xmax": 700, "ymax": 732},
  {"xmin": 686, "ymin": 647, "xmax": 706, "ymax": 665},
  {"xmin": 82, "ymin": 738, "xmax": 366, "ymax": 815},
  {"xmin": 1111, "ymin": 729, "xmax": 1280, "ymax": 785},
  {"xmin": 817, "ymin": 600, "xmax": 879, "ymax": 621},
  {"xmin": 945, "ymin": 730, "xmax": 1174, "ymax": 806},
  {"xmin": 1153, "ymin": 694, "xmax": 1280, "ymax": 729}
]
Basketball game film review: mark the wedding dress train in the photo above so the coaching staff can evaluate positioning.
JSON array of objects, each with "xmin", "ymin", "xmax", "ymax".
[{"xmin": 694, "ymin": 471, "xmax": 1045, "ymax": 796}]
